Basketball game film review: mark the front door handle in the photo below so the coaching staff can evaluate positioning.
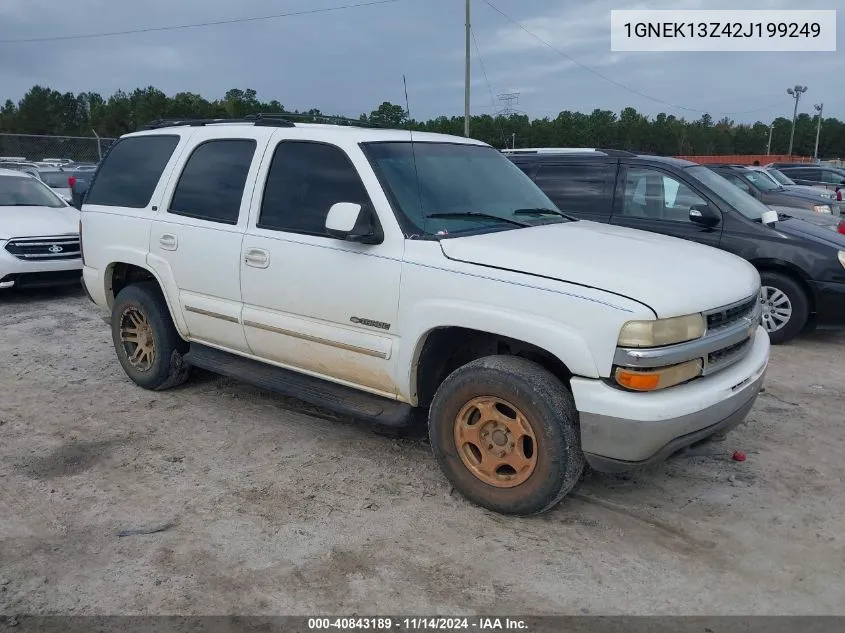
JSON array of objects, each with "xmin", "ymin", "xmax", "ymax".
[
  {"xmin": 244, "ymin": 248, "xmax": 270, "ymax": 269},
  {"xmin": 159, "ymin": 234, "xmax": 178, "ymax": 251}
]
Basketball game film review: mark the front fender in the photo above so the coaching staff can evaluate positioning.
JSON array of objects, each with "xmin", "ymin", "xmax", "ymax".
[{"xmin": 399, "ymin": 299, "xmax": 601, "ymax": 404}]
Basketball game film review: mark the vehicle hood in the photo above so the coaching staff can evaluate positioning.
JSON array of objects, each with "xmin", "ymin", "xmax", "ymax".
[
  {"xmin": 439, "ymin": 221, "xmax": 760, "ymax": 317},
  {"xmin": 0, "ymin": 205, "xmax": 80, "ymax": 240},
  {"xmin": 772, "ymin": 188, "xmax": 835, "ymax": 205},
  {"xmin": 784, "ymin": 184, "xmax": 836, "ymax": 199},
  {"xmin": 774, "ymin": 216, "xmax": 845, "ymax": 249}
]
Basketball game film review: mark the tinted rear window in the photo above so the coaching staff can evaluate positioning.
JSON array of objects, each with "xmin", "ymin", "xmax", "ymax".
[{"xmin": 86, "ymin": 135, "xmax": 179, "ymax": 208}]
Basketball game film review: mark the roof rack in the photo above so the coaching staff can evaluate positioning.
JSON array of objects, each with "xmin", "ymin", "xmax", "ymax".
[
  {"xmin": 502, "ymin": 147, "xmax": 636, "ymax": 157},
  {"xmin": 137, "ymin": 112, "xmax": 390, "ymax": 132},
  {"xmin": 137, "ymin": 115, "xmax": 296, "ymax": 131}
]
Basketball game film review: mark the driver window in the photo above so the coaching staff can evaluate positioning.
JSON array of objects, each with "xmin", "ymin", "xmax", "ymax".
[{"xmin": 621, "ymin": 167, "xmax": 706, "ymax": 223}]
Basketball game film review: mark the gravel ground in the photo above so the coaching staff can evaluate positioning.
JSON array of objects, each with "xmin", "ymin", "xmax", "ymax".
[{"xmin": 1, "ymin": 286, "xmax": 844, "ymax": 616}]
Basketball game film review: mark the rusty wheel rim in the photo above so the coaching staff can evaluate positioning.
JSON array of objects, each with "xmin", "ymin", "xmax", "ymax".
[
  {"xmin": 453, "ymin": 396, "xmax": 538, "ymax": 488},
  {"xmin": 119, "ymin": 307, "xmax": 156, "ymax": 372}
]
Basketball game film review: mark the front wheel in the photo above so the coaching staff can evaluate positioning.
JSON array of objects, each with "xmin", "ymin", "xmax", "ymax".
[
  {"xmin": 428, "ymin": 355, "xmax": 585, "ymax": 516},
  {"xmin": 758, "ymin": 272, "xmax": 809, "ymax": 345},
  {"xmin": 111, "ymin": 282, "xmax": 191, "ymax": 390}
]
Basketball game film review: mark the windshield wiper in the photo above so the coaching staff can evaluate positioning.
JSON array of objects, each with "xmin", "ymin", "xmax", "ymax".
[
  {"xmin": 513, "ymin": 207, "xmax": 575, "ymax": 220},
  {"xmin": 425, "ymin": 212, "xmax": 530, "ymax": 227}
]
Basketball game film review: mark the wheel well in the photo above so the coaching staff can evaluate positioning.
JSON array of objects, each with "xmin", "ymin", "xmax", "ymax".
[
  {"xmin": 415, "ymin": 327, "xmax": 572, "ymax": 408},
  {"xmin": 755, "ymin": 264, "xmax": 816, "ymax": 315},
  {"xmin": 106, "ymin": 263, "xmax": 158, "ymax": 305}
]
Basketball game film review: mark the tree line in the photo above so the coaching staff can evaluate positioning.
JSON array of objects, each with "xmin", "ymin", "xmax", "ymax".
[{"xmin": 2, "ymin": 85, "xmax": 844, "ymax": 158}]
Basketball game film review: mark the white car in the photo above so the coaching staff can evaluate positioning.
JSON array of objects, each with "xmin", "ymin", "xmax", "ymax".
[
  {"xmin": 80, "ymin": 119, "xmax": 769, "ymax": 515},
  {"xmin": 0, "ymin": 168, "xmax": 82, "ymax": 289}
]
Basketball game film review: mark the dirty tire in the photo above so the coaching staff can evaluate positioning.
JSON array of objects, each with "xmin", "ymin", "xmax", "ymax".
[
  {"xmin": 429, "ymin": 355, "xmax": 584, "ymax": 516},
  {"xmin": 759, "ymin": 271, "xmax": 808, "ymax": 345},
  {"xmin": 111, "ymin": 281, "xmax": 191, "ymax": 391}
]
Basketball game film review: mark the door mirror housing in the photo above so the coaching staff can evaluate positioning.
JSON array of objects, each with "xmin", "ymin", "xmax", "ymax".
[
  {"xmin": 689, "ymin": 204, "xmax": 720, "ymax": 228},
  {"xmin": 325, "ymin": 202, "xmax": 382, "ymax": 244}
]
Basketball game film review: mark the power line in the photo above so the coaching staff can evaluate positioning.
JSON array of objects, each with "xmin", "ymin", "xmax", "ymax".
[
  {"xmin": 0, "ymin": 0, "xmax": 403, "ymax": 44},
  {"xmin": 470, "ymin": 27, "xmax": 508, "ymax": 147},
  {"xmin": 480, "ymin": 0, "xmax": 772, "ymax": 117}
]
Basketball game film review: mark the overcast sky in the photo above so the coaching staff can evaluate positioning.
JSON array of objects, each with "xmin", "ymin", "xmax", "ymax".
[{"xmin": 0, "ymin": 0, "xmax": 841, "ymax": 124}]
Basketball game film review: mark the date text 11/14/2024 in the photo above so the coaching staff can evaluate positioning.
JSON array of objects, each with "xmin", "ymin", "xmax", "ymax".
[{"xmin": 307, "ymin": 617, "xmax": 529, "ymax": 631}]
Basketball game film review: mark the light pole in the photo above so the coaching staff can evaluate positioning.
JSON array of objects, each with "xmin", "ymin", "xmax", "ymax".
[
  {"xmin": 813, "ymin": 103, "xmax": 823, "ymax": 161},
  {"xmin": 786, "ymin": 85, "xmax": 807, "ymax": 156},
  {"xmin": 766, "ymin": 124, "xmax": 773, "ymax": 155},
  {"xmin": 464, "ymin": 0, "xmax": 471, "ymax": 137}
]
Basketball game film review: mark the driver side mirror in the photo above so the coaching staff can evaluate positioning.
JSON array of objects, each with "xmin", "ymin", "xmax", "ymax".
[
  {"xmin": 325, "ymin": 202, "xmax": 382, "ymax": 244},
  {"xmin": 689, "ymin": 204, "xmax": 720, "ymax": 228}
]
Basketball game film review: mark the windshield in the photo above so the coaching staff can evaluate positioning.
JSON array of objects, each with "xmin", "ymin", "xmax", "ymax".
[
  {"xmin": 685, "ymin": 165, "xmax": 771, "ymax": 221},
  {"xmin": 0, "ymin": 174, "xmax": 67, "ymax": 208},
  {"xmin": 742, "ymin": 170, "xmax": 780, "ymax": 191},
  {"xmin": 361, "ymin": 142, "xmax": 567, "ymax": 237},
  {"xmin": 766, "ymin": 168, "xmax": 795, "ymax": 186}
]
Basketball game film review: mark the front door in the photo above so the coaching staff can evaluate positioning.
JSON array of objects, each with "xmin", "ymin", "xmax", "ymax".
[
  {"xmin": 610, "ymin": 164, "xmax": 723, "ymax": 249},
  {"xmin": 240, "ymin": 138, "xmax": 403, "ymax": 398},
  {"xmin": 148, "ymin": 134, "xmax": 262, "ymax": 353}
]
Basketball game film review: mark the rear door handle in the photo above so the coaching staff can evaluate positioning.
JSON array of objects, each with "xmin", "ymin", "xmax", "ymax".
[
  {"xmin": 244, "ymin": 248, "xmax": 270, "ymax": 269},
  {"xmin": 159, "ymin": 234, "xmax": 178, "ymax": 250}
]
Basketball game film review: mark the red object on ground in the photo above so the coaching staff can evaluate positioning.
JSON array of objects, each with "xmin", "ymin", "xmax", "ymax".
[{"xmin": 732, "ymin": 450, "xmax": 747, "ymax": 462}]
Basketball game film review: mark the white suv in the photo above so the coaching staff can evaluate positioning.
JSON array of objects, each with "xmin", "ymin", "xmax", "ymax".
[
  {"xmin": 80, "ymin": 117, "xmax": 770, "ymax": 515},
  {"xmin": 0, "ymin": 168, "xmax": 81, "ymax": 289}
]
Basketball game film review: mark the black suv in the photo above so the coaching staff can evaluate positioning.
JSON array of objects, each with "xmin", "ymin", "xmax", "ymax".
[
  {"xmin": 706, "ymin": 164, "xmax": 839, "ymax": 217},
  {"xmin": 769, "ymin": 163, "xmax": 845, "ymax": 193},
  {"xmin": 508, "ymin": 150, "xmax": 845, "ymax": 344}
]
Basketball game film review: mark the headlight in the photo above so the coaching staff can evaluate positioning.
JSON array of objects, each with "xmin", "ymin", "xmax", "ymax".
[
  {"xmin": 617, "ymin": 313, "xmax": 706, "ymax": 348},
  {"xmin": 615, "ymin": 360, "xmax": 702, "ymax": 392},
  {"xmin": 812, "ymin": 205, "xmax": 832, "ymax": 214},
  {"xmin": 839, "ymin": 251, "xmax": 845, "ymax": 270}
]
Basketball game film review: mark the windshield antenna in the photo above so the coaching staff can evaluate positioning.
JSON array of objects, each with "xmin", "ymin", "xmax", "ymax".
[{"xmin": 403, "ymin": 75, "xmax": 426, "ymax": 238}]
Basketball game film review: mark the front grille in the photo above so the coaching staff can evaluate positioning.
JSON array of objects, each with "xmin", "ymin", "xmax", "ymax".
[
  {"xmin": 706, "ymin": 295, "xmax": 757, "ymax": 331},
  {"xmin": 4, "ymin": 234, "xmax": 80, "ymax": 261},
  {"xmin": 706, "ymin": 337, "xmax": 752, "ymax": 374}
]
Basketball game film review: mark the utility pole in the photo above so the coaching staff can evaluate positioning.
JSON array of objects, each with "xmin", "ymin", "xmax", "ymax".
[
  {"xmin": 786, "ymin": 84, "xmax": 807, "ymax": 156},
  {"xmin": 766, "ymin": 124, "xmax": 773, "ymax": 155},
  {"xmin": 464, "ymin": 0, "xmax": 471, "ymax": 138},
  {"xmin": 512, "ymin": 133, "xmax": 516, "ymax": 149},
  {"xmin": 813, "ymin": 103, "xmax": 823, "ymax": 161}
]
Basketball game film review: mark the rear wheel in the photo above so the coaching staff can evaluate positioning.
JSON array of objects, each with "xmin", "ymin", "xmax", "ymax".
[
  {"xmin": 758, "ymin": 272, "xmax": 809, "ymax": 344},
  {"xmin": 111, "ymin": 282, "xmax": 191, "ymax": 390},
  {"xmin": 428, "ymin": 355, "xmax": 584, "ymax": 516}
]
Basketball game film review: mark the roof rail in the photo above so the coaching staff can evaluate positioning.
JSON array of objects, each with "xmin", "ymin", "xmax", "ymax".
[
  {"xmin": 137, "ymin": 115, "xmax": 296, "ymax": 131},
  {"xmin": 137, "ymin": 112, "xmax": 393, "ymax": 132},
  {"xmin": 250, "ymin": 113, "xmax": 386, "ymax": 129},
  {"xmin": 502, "ymin": 147, "xmax": 637, "ymax": 157}
]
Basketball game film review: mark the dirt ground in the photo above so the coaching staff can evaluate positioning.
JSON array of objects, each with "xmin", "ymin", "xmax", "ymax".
[{"xmin": 1, "ymin": 286, "xmax": 844, "ymax": 616}]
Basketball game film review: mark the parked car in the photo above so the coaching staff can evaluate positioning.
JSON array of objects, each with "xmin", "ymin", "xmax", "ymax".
[
  {"xmin": 0, "ymin": 168, "xmax": 82, "ymax": 289},
  {"xmin": 80, "ymin": 120, "xmax": 770, "ymax": 516},
  {"xmin": 706, "ymin": 164, "xmax": 837, "ymax": 216},
  {"xmin": 509, "ymin": 149, "xmax": 845, "ymax": 343},
  {"xmin": 749, "ymin": 166, "xmax": 839, "ymax": 202},
  {"xmin": 0, "ymin": 161, "xmax": 43, "ymax": 180},
  {"xmin": 769, "ymin": 164, "xmax": 845, "ymax": 193},
  {"xmin": 41, "ymin": 158, "xmax": 75, "ymax": 166},
  {"xmin": 69, "ymin": 171, "xmax": 96, "ymax": 209},
  {"xmin": 36, "ymin": 167, "xmax": 74, "ymax": 201}
]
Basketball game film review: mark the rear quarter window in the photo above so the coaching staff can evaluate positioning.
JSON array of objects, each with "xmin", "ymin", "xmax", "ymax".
[{"xmin": 86, "ymin": 135, "xmax": 180, "ymax": 208}]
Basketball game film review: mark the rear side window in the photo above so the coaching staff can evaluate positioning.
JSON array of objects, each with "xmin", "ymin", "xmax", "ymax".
[
  {"xmin": 533, "ymin": 163, "xmax": 614, "ymax": 218},
  {"xmin": 86, "ymin": 135, "xmax": 179, "ymax": 208},
  {"xmin": 258, "ymin": 141, "xmax": 370, "ymax": 236},
  {"xmin": 783, "ymin": 167, "xmax": 820, "ymax": 181},
  {"xmin": 169, "ymin": 139, "xmax": 256, "ymax": 225}
]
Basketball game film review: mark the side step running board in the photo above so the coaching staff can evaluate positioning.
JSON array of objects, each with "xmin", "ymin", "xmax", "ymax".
[{"xmin": 183, "ymin": 344, "xmax": 418, "ymax": 428}]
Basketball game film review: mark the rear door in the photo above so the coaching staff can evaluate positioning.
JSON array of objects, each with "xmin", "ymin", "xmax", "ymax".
[
  {"xmin": 609, "ymin": 163, "xmax": 723, "ymax": 248},
  {"xmin": 530, "ymin": 161, "xmax": 616, "ymax": 222},
  {"xmin": 147, "ymin": 130, "xmax": 267, "ymax": 353}
]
